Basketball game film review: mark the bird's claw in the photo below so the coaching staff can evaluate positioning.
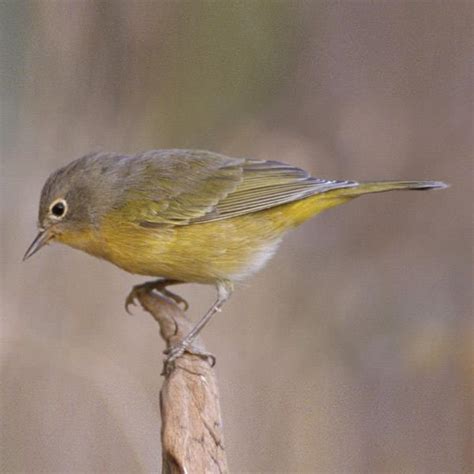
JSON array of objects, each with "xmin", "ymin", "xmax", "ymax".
[
  {"xmin": 124, "ymin": 280, "xmax": 189, "ymax": 314},
  {"xmin": 162, "ymin": 341, "xmax": 216, "ymax": 375},
  {"xmin": 163, "ymin": 291, "xmax": 189, "ymax": 311},
  {"xmin": 125, "ymin": 286, "xmax": 140, "ymax": 314}
]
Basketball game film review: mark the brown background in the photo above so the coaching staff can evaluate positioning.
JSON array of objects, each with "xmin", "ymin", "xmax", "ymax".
[{"xmin": 1, "ymin": 1, "xmax": 472, "ymax": 472}]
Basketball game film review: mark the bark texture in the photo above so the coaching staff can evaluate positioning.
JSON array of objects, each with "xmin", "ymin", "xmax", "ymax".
[{"xmin": 135, "ymin": 287, "xmax": 228, "ymax": 474}]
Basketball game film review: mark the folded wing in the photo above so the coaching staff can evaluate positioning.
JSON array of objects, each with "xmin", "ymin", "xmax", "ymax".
[
  {"xmin": 117, "ymin": 150, "xmax": 356, "ymax": 227},
  {"xmin": 192, "ymin": 160, "xmax": 357, "ymax": 223}
]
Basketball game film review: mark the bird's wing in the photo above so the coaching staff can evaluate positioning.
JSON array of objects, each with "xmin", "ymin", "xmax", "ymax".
[
  {"xmin": 116, "ymin": 150, "xmax": 245, "ymax": 226},
  {"xmin": 115, "ymin": 150, "xmax": 356, "ymax": 227},
  {"xmin": 193, "ymin": 160, "xmax": 357, "ymax": 223}
]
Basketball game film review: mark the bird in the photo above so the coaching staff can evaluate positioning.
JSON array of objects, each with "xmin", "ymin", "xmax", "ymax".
[{"xmin": 23, "ymin": 149, "xmax": 447, "ymax": 367}]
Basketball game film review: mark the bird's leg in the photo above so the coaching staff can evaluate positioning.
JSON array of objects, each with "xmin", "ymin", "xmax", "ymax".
[
  {"xmin": 125, "ymin": 278, "xmax": 188, "ymax": 314},
  {"xmin": 163, "ymin": 280, "xmax": 233, "ymax": 373}
]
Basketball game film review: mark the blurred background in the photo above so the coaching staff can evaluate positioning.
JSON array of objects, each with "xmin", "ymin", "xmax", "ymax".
[{"xmin": 1, "ymin": 1, "xmax": 472, "ymax": 472}]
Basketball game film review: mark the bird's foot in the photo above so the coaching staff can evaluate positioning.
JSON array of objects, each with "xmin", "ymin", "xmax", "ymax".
[
  {"xmin": 162, "ymin": 341, "xmax": 216, "ymax": 375},
  {"xmin": 125, "ymin": 279, "xmax": 188, "ymax": 314}
]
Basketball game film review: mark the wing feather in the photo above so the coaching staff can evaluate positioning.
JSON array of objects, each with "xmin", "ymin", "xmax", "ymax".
[
  {"xmin": 112, "ymin": 150, "xmax": 357, "ymax": 227},
  {"xmin": 114, "ymin": 150, "xmax": 244, "ymax": 226},
  {"xmin": 191, "ymin": 160, "xmax": 357, "ymax": 223}
]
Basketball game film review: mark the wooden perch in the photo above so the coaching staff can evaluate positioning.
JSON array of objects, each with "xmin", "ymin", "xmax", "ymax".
[{"xmin": 134, "ymin": 287, "xmax": 228, "ymax": 474}]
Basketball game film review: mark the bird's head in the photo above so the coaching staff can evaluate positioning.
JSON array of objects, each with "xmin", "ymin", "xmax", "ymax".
[{"xmin": 23, "ymin": 158, "xmax": 104, "ymax": 260}]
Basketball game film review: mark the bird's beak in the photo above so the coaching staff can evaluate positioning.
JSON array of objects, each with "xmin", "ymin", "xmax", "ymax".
[{"xmin": 23, "ymin": 229, "xmax": 52, "ymax": 261}]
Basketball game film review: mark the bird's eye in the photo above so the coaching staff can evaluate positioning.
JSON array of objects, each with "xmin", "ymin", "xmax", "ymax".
[{"xmin": 49, "ymin": 199, "xmax": 67, "ymax": 218}]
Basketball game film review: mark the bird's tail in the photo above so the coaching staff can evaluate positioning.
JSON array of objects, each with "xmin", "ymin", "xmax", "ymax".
[
  {"xmin": 337, "ymin": 180, "xmax": 448, "ymax": 197},
  {"xmin": 285, "ymin": 180, "xmax": 448, "ymax": 227}
]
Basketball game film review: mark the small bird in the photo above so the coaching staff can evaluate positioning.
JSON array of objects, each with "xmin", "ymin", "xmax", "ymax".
[{"xmin": 24, "ymin": 149, "xmax": 447, "ymax": 366}]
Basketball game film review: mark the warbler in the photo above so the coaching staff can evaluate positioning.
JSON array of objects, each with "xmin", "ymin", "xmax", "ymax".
[{"xmin": 24, "ymin": 149, "xmax": 447, "ymax": 365}]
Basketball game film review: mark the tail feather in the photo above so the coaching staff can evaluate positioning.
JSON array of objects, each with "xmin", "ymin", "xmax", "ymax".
[
  {"xmin": 273, "ymin": 179, "xmax": 448, "ymax": 228},
  {"xmin": 333, "ymin": 180, "xmax": 448, "ymax": 197}
]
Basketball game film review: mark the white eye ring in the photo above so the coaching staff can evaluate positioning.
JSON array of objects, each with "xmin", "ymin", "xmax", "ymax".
[{"xmin": 49, "ymin": 198, "xmax": 68, "ymax": 220}]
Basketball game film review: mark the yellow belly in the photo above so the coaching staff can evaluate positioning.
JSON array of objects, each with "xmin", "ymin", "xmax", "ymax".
[
  {"xmin": 98, "ymin": 208, "xmax": 285, "ymax": 282},
  {"xmin": 80, "ymin": 192, "xmax": 350, "ymax": 283}
]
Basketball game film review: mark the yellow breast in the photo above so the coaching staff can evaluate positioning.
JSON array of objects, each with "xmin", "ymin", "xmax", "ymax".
[{"xmin": 57, "ymin": 192, "xmax": 349, "ymax": 283}]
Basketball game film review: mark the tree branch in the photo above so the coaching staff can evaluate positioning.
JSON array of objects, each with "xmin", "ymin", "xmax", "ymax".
[{"xmin": 135, "ymin": 288, "xmax": 228, "ymax": 474}]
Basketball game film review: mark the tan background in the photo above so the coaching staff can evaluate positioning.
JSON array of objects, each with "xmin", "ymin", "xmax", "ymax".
[{"xmin": 1, "ymin": 2, "xmax": 472, "ymax": 472}]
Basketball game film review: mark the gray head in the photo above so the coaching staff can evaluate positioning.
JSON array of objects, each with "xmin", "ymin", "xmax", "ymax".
[{"xmin": 24, "ymin": 151, "xmax": 126, "ymax": 260}]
